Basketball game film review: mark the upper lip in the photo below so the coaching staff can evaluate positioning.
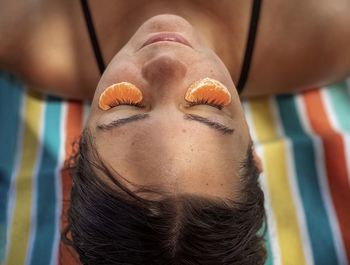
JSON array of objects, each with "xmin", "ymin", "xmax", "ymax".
[{"xmin": 140, "ymin": 32, "xmax": 192, "ymax": 50}]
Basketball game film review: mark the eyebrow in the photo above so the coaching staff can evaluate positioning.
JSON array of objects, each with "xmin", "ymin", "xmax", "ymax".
[
  {"xmin": 183, "ymin": 114, "xmax": 234, "ymax": 135},
  {"xmin": 97, "ymin": 113, "xmax": 234, "ymax": 135}
]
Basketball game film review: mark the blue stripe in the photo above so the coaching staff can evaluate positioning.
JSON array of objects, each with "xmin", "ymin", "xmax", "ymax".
[
  {"xmin": 0, "ymin": 72, "xmax": 24, "ymax": 262},
  {"xmin": 276, "ymin": 95, "xmax": 339, "ymax": 265},
  {"xmin": 263, "ymin": 223, "xmax": 273, "ymax": 265},
  {"xmin": 29, "ymin": 96, "xmax": 62, "ymax": 265},
  {"xmin": 326, "ymin": 83, "xmax": 350, "ymax": 132}
]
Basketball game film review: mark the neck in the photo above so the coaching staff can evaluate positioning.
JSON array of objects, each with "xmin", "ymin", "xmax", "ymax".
[
  {"xmin": 141, "ymin": 1, "xmax": 251, "ymax": 83},
  {"xmin": 91, "ymin": 0, "xmax": 251, "ymax": 81}
]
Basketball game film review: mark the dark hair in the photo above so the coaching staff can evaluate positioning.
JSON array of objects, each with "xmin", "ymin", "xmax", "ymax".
[{"xmin": 62, "ymin": 129, "xmax": 267, "ymax": 265}]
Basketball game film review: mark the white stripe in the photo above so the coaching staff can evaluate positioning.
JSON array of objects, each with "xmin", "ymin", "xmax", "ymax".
[
  {"xmin": 269, "ymin": 98, "xmax": 284, "ymax": 137},
  {"xmin": 295, "ymin": 95, "xmax": 314, "ymax": 135},
  {"xmin": 243, "ymin": 101, "xmax": 282, "ymax": 265},
  {"xmin": 4, "ymin": 91, "xmax": 26, "ymax": 263},
  {"xmin": 25, "ymin": 98, "xmax": 46, "ymax": 265},
  {"xmin": 321, "ymin": 88, "xmax": 342, "ymax": 132},
  {"xmin": 242, "ymin": 101, "xmax": 258, "ymax": 142},
  {"xmin": 50, "ymin": 102, "xmax": 67, "ymax": 265},
  {"xmin": 270, "ymin": 98, "xmax": 314, "ymax": 265},
  {"xmin": 82, "ymin": 101, "xmax": 91, "ymax": 127},
  {"xmin": 296, "ymin": 96, "xmax": 349, "ymax": 265}
]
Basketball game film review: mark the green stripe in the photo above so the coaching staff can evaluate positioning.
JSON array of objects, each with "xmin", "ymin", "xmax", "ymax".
[
  {"xmin": 0, "ymin": 72, "xmax": 24, "ymax": 262},
  {"xmin": 262, "ymin": 221, "xmax": 273, "ymax": 265},
  {"xmin": 326, "ymin": 82, "xmax": 350, "ymax": 132}
]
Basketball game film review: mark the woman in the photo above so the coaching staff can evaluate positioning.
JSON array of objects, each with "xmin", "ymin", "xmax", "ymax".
[
  {"xmin": 1, "ymin": 0, "xmax": 350, "ymax": 264},
  {"xmin": 64, "ymin": 8, "xmax": 266, "ymax": 264}
]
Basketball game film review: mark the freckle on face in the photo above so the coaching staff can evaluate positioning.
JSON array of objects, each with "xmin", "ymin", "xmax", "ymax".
[{"xmin": 182, "ymin": 129, "xmax": 187, "ymax": 133}]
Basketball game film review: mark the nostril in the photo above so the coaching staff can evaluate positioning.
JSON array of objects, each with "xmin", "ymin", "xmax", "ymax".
[{"xmin": 141, "ymin": 53, "xmax": 187, "ymax": 85}]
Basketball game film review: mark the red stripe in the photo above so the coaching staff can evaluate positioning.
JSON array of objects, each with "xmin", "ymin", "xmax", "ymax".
[
  {"xmin": 303, "ymin": 89, "xmax": 350, "ymax": 261},
  {"xmin": 58, "ymin": 101, "xmax": 83, "ymax": 265}
]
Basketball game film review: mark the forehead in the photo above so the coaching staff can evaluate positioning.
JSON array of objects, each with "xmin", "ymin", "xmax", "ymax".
[
  {"xmin": 94, "ymin": 114, "xmax": 237, "ymax": 157},
  {"xmin": 93, "ymin": 109, "xmax": 241, "ymax": 155},
  {"xmin": 91, "ymin": 116, "xmax": 247, "ymax": 194}
]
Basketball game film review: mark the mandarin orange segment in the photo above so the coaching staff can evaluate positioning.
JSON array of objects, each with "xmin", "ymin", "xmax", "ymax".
[
  {"xmin": 184, "ymin": 77, "xmax": 231, "ymax": 105},
  {"xmin": 98, "ymin": 82, "xmax": 143, "ymax": 110}
]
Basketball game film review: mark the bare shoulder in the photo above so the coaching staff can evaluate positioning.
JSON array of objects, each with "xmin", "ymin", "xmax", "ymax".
[
  {"xmin": 1, "ymin": 0, "xmax": 350, "ymax": 99},
  {"xmin": 0, "ymin": 0, "xmax": 26, "ymax": 67},
  {"xmin": 242, "ymin": 0, "xmax": 350, "ymax": 98},
  {"xmin": 0, "ymin": 0, "xmax": 99, "ymax": 99}
]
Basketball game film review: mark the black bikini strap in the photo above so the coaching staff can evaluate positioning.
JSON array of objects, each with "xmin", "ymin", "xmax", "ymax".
[
  {"xmin": 236, "ymin": 0, "xmax": 262, "ymax": 94},
  {"xmin": 80, "ymin": 0, "xmax": 106, "ymax": 76},
  {"xmin": 81, "ymin": 0, "xmax": 262, "ymax": 85}
]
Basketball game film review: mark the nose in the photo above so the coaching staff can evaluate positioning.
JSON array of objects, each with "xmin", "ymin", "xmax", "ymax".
[{"xmin": 141, "ymin": 53, "xmax": 187, "ymax": 87}]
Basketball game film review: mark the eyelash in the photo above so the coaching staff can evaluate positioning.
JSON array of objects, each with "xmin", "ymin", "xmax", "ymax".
[
  {"xmin": 185, "ymin": 99, "xmax": 224, "ymax": 110},
  {"xmin": 113, "ymin": 99, "xmax": 146, "ymax": 108},
  {"xmin": 113, "ymin": 99, "xmax": 224, "ymax": 110}
]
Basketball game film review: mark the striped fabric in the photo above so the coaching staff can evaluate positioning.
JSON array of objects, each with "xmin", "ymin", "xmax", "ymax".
[{"xmin": 0, "ymin": 70, "xmax": 349, "ymax": 265}]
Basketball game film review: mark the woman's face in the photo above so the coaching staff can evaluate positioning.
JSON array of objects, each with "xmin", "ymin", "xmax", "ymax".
[{"xmin": 87, "ymin": 14, "xmax": 254, "ymax": 199}]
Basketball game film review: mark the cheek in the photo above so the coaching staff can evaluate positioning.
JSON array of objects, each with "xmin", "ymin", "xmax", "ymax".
[
  {"xmin": 95, "ymin": 54, "xmax": 145, "ymax": 95},
  {"xmin": 186, "ymin": 56, "xmax": 237, "ymax": 95}
]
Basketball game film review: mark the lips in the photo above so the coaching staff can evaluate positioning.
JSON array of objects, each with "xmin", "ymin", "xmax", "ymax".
[{"xmin": 140, "ymin": 32, "xmax": 192, "ymax": 49}]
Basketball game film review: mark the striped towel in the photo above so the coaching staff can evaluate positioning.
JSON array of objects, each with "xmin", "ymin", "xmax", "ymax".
[{"xmin": 0, "ymin": 70, "xmax": 349, "ymax": 265}]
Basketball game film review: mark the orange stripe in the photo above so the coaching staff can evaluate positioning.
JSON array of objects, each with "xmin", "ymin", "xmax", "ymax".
[
  {"xmin": 58, "ymin": 101, "xmax": 83, "ymax": 265},
  {"xmin": 303, "ymin": 89, "xmax": 350, "ymax": 261}
]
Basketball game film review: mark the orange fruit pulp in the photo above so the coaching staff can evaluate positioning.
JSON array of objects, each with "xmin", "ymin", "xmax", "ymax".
[
  {"xmin": 98, "ymin": 82, "xmax": 143, "ymax": 110},
  {"xmin": 184, "ymin": 77, "xmax": 231, "ymax": 105}
]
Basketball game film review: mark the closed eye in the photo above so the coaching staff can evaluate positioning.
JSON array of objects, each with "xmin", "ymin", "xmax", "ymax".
[
  {"xmin": 96, "ymin": 113, "xmax": 234, "ymax": 135},
  {"xmin": 184, "ymin": 99, "xmax": 225, "ymax": 110}
]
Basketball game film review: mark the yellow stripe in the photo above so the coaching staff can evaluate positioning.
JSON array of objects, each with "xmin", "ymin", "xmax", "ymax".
[
  {"xmin": 6, "ymin": 90, "xmax": 44, "ymax": 265},
  {"xmin": 249, "ymin": 98, "xmax": 306, "ymax": 265}
]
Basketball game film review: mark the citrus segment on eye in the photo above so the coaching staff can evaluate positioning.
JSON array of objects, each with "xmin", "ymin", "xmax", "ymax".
[
  {"xmin": 98, "ymin": 82, "xmax": 143, "ymax": 110},
  {"xmin": 184, "ymin": 77, "xmax": 231, "ymax": 105}
]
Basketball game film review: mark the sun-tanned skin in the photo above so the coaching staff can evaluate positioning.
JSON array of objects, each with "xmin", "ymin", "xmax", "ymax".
[
  {"xmin": 0, "ymin": 0, "xmax": 348, "ymax": 198},
  {"xmin": 86, "ymin": 20, "xmax": 254, "ymax": 197},
  {"xmin": 1, "ymin": 0, "xmax": 350, "ymax": 100}
]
